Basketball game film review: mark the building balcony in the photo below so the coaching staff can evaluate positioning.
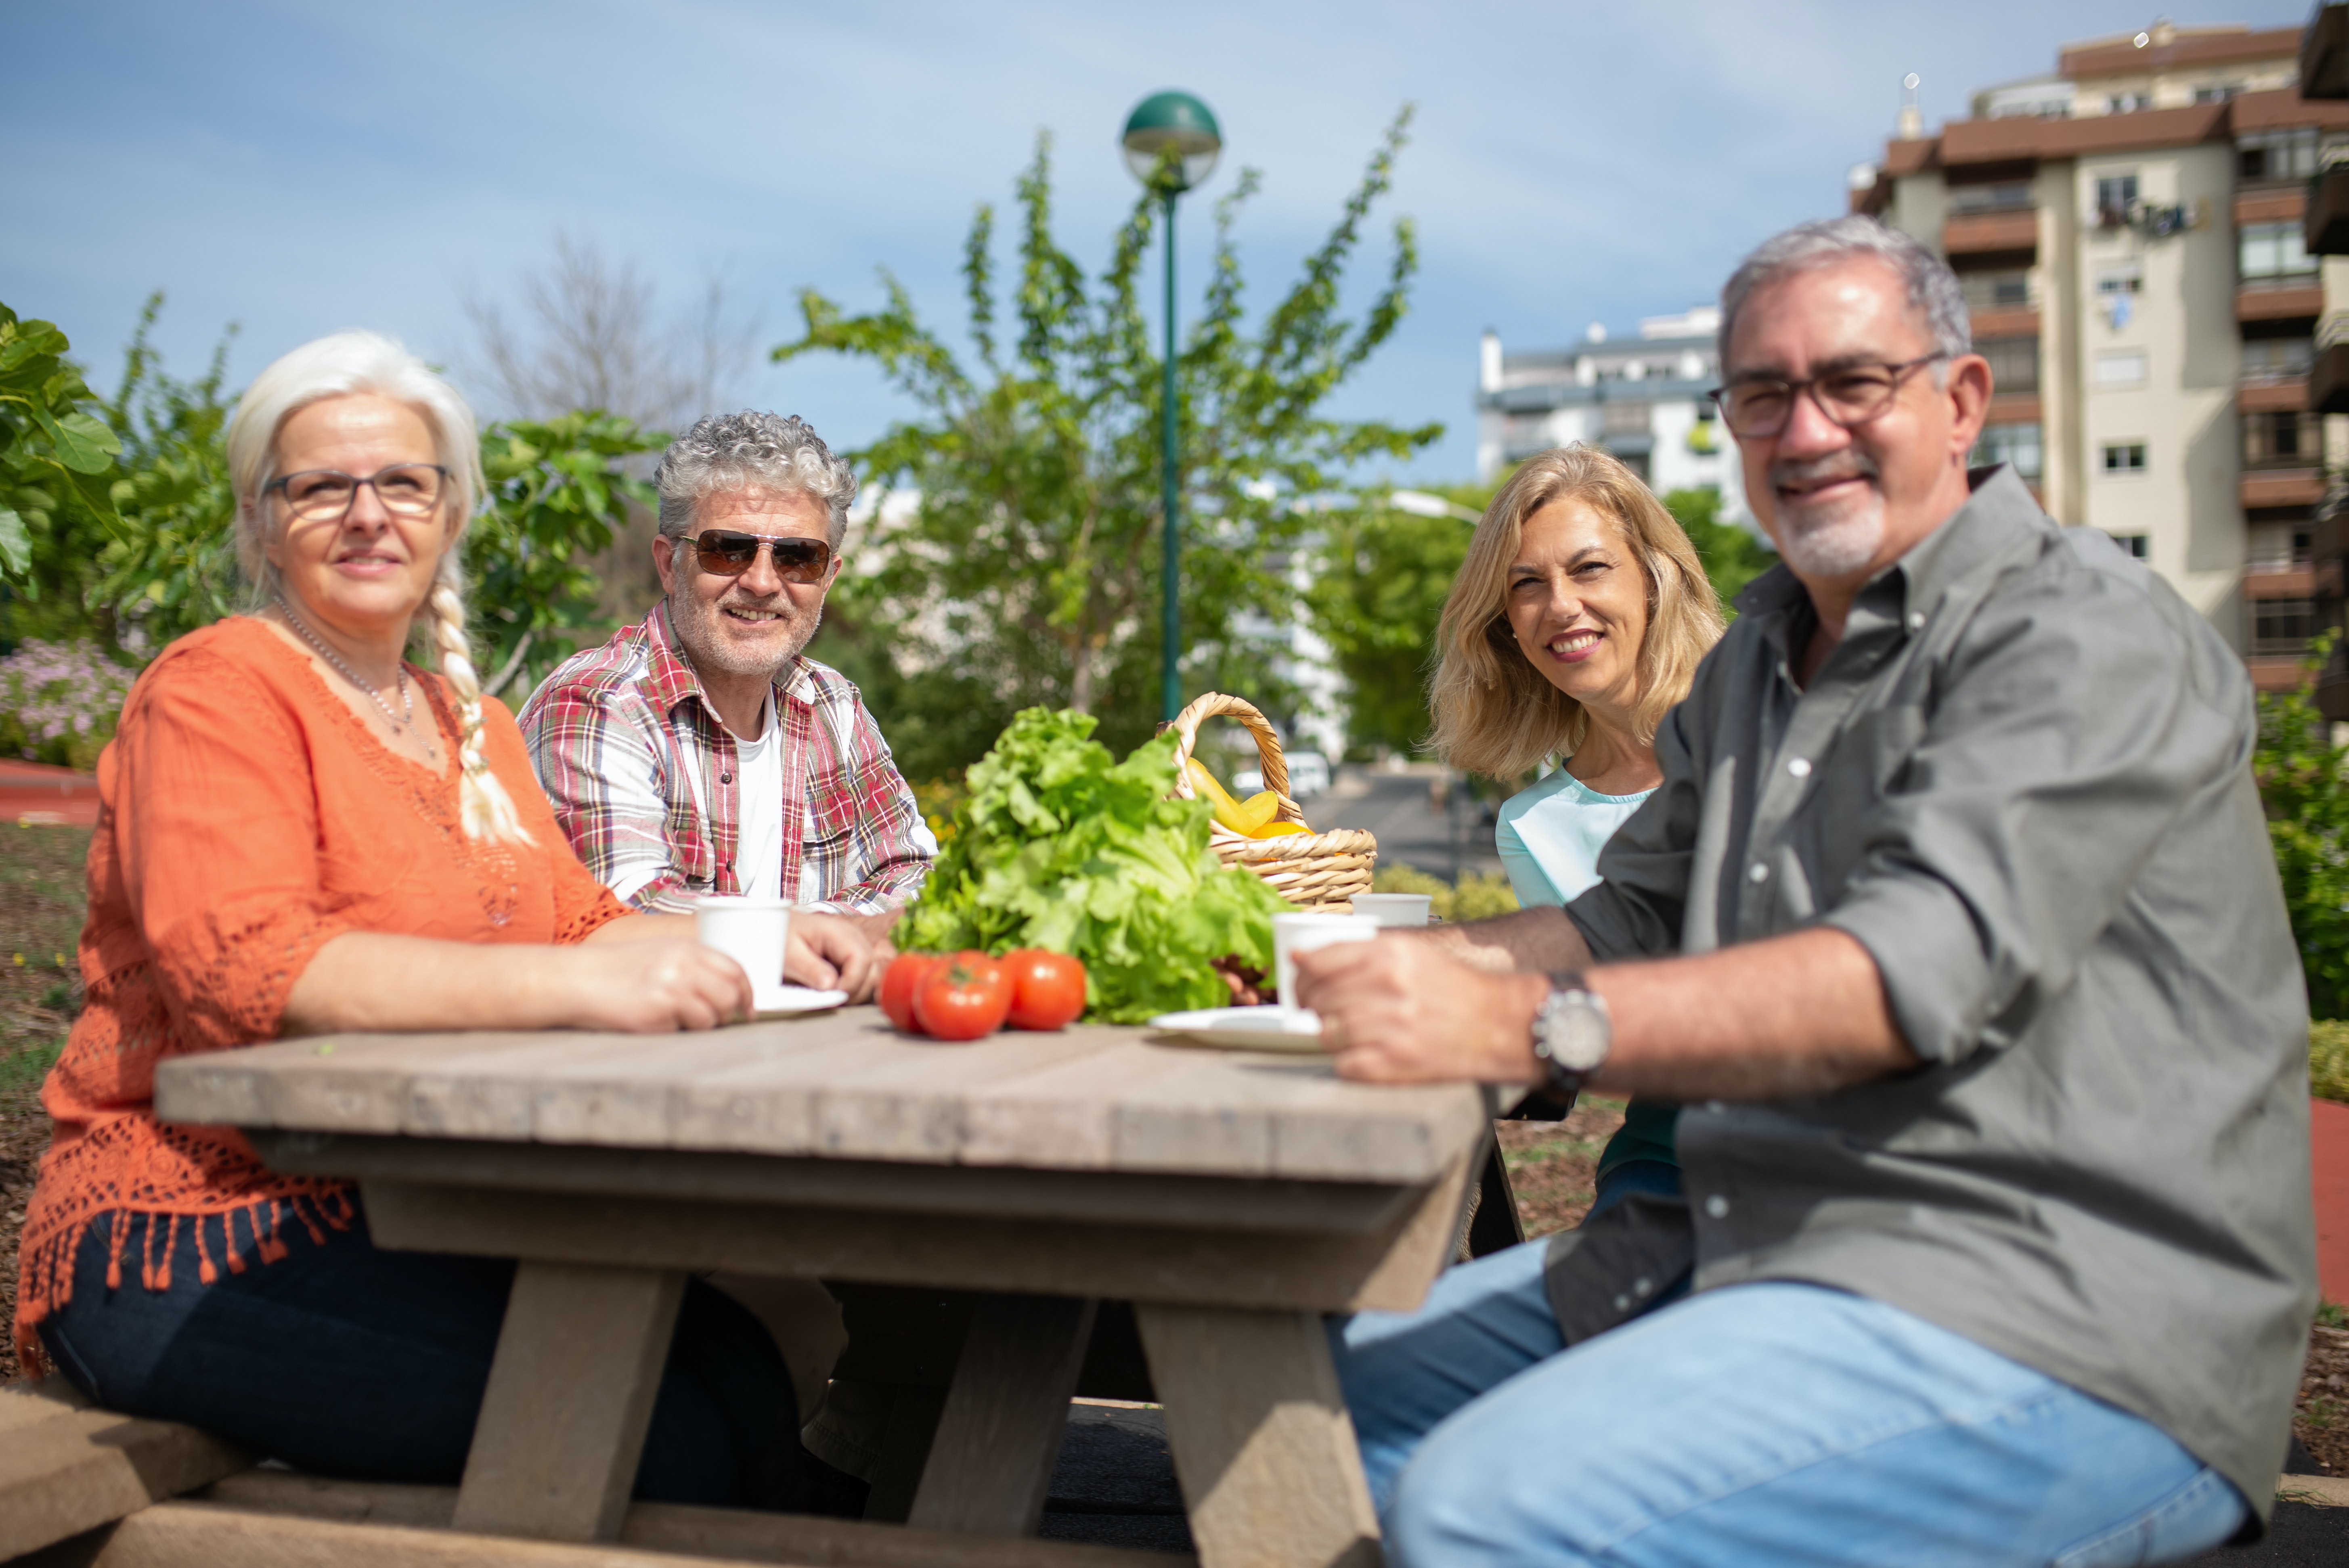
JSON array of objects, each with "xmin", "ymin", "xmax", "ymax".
[
  {"xmin": 2307, "ymin": 0, "xmax": 2349, "ymax": 100},
  {"xmin": 2309, "ymin": 165, "xmax": 2349, "ymax": 254},
  {"xmin": 1942, "ymin": 208, "xmax": 2039, "ymax": 256},
  {"xmin": 2242, "ymin": 468, "xmax": 2328, "ymax": 507},
  {"xmin": 2238, "ymin": 279, "xmax": 2328, "ymax": 322},
  {"xmin": 2315, "ymin": 510, "xmax": 2349, "ymax": 564},
  {"xmin": 1985, "ymin": 392, "xmax": 2042, "ymax": 424},
  {"xmin": 2237, "ymin": 187, "xmax": 2308, "ymax": 227},
  {"xmin": 2252, "ymin": 654, "xmax": 2312, "ymax": 693},
  {"xmin": 1968, "ymin": 307, "xmax": 2040, "ymax": 339},
  {"xmin": 2244, "ymin": 564, "xmax": 2336, "ymax": 599},
  {"xmin": 2240, "ymin": 374, "xmax": 2312, "ymax": 412}
]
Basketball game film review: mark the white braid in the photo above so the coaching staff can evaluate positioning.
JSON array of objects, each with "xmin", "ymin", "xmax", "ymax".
[{"xmin": 427, "ymin": 574, "xmax": 532, "ymax": 844}]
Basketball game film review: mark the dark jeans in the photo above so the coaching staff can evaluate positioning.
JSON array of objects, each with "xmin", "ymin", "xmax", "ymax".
[{"xmin": 40, "ymin": 1205, "xmax": 801, "ymax": 1512}]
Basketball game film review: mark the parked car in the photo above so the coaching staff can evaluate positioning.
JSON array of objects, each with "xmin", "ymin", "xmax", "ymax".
[{"xmin": 1234, "ymin": 750, "xmax": 1330, "ymax": 800}]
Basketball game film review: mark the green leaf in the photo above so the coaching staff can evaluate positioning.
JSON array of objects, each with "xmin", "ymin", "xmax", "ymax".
[{"xmin": 0, "ymin": 507, "xmax": 29, "ymax": 576}]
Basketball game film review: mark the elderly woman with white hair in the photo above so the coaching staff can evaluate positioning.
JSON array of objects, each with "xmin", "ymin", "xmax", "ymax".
[{"xmin": 12, "ymin": 333, "xmax": 804, "ymax": 1509}]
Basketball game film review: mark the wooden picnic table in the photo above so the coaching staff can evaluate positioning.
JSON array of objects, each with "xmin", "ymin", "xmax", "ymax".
[{"xmin": 151, "ymin": 1006, "xmax": 1503, "ymax": 1568}]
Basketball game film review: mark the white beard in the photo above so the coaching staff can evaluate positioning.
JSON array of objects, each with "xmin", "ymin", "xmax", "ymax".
[{"xmin": 1771, "ymin": 480, "xmax": 1887, "ymax": 578}]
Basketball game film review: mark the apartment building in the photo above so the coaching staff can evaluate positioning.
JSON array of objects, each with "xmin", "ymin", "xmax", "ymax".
[
  {"xmin": 1848, "ymin": 20, "xmax": 2343, "ymax": 693},
  {"xmin": 1473, "ymin": 306, "xmax": 1751, "ymax": 521}
]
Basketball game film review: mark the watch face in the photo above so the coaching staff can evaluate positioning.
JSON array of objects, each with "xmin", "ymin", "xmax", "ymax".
[{"xmin": 1544, "ymin": 991, "xmax": 1610, "ymax": 1072}]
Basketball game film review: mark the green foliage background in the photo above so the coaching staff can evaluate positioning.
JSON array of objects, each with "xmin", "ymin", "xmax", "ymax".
[
  {"xmin": 0, "ymin": 295, "xmax": 661, "ymax": 737},
  {"xmin": 787, "ymin": 113, "xmax": 1438, "ymax": 782},
  {"xmin": 2255, "ymin": 638, "xmax": 2349, "ymax": 1022}
]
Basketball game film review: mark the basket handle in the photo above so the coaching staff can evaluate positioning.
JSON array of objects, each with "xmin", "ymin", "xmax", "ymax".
[{"xmin": 1167, "ymin": 693, "xmax": 1302, "ymax": 822}]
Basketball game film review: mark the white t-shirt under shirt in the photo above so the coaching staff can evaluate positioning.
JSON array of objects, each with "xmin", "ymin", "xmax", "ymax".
[
  {"xmin": 731, "ymin": 690, "xmax": 784, "ymax": 901},
  {"xmin": 1494, "ymin": 764, "xmax": 1655, "ymax": 908}
]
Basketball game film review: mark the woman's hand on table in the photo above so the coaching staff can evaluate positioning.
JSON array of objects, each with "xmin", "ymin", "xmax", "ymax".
[
  {"xmin": 560, "ymin": 939, "xmax": 755, "ymax": 1031},
  {"xmin": 1292, "ymin": 936, "xmax": 1549, "ymax": 1085},
  {"xmin": 785, "ymin": 911, "xmax": 884, "ymax": 1003}
]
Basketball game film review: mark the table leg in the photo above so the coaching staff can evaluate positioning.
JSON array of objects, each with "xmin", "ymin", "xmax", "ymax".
[
  {"xmin": 907, "ymin": 1293, "xmax": 1100, "ymax": 1536},
  {"xmin": 451, "ymin": 1260, "xmax": 686, "ymax": 1542},
  {"xmin": 1136, "ymin": 1302, "xmax": 1382, "ymax": 1568}
]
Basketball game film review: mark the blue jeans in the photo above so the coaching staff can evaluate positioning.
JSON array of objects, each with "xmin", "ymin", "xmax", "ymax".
[
  {"xmin": 1331, "ymin": 1242, "xmax": 2246, "ymax": 1567},
  {"xmin": 39, "ymin": 1206, "xmax": 801, "ymax": 1511}
]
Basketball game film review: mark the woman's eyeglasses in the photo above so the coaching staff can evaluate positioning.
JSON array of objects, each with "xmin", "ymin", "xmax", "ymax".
[
  {"xmin": 1706, "ymin": 354, "xmax": 1946, "ymax": 440},
  {"xmin": 691, "ymin": 530, "xmax": 834, "ymax": 584},
  {"xmin": 266, "ymin": 464, "xmax": 449, "ymax": 523}
]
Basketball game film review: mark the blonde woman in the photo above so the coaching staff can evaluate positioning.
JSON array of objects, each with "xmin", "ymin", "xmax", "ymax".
[
  {"xmin": 1427, "ymin": 444, "xmax": 1727, "ymax": 1215},
  {"xmin": 13, "ymin": 333, "xmax": 805, "ymax": 1509}
]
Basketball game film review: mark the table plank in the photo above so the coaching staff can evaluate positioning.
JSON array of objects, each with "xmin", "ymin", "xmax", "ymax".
[{"xmin": 157, "ymin": 1010, "xmax": 1490, "ymax": 1185}]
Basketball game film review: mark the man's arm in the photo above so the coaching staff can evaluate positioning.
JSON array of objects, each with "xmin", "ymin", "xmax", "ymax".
[
  {"xmin": 1293, "ymin": 925, "xmax": 1915, "ymax": 1099},
  {"xmin": 1412, "ymin": 903, "xmax": 1593, "ymax": 973},
  {"xmin": 522, "ymin": 688, "xmax": 701, "ymax": 912}
]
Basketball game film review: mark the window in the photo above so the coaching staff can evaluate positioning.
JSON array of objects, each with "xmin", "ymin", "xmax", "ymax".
[
  {"xmin": 1601, "ymin": 400, "xmax": 1651, "ymax": 437},
  {"xmin": 2240, "ymin": 221, "xmax": 2316, "ymax": 283},
  {"xmin": 2094, "ymin": 174, "xmax": 2139, "ymax": 225},
  {"xmin": 2101, "ymin": 442, "xmax": 2147, "ymax": 474},
  {"xmin": 2110, "ymin": 533, "xmax": 2150, "ymax": 559},
  {"xmin": 2096, "ymin": 350, "xmax": 2149, "ymax": 387},
  {"xmin": 2252, "ymin": 598, "xmax": 2321, "ymax": 654},
  {"xmin": 2196, "ymin": 84, "xmax": 2240, "ymax": 105},
  {"xmin": 1960, "ymin": 270, "xmax": 2033, "ymax": 312},
  {"xmin": 2241, "ymin": 337, "xmax": 2315, "ymax": 381},
  {"xmin": 2243, "ymin": 410, "xmax": 2319, "ymax": 467},
  {"xmin": 2238, "ymin": 128, "xmax": 2318, "ymax": 183},
  {"xmin": 1949, "ymin": 181, "xmax": 2034, "ymax": 215},
  {"xmin": 2106, "ymin": 93, "xmax": 2152, "ymax": 114},
  {"xmin": 1977, "ymin": 336, "xmax": 2040, "ymax": 393},
  {"xmin": 1970, "ymin": 423, "xmax": 2043, "ymax": 478}
]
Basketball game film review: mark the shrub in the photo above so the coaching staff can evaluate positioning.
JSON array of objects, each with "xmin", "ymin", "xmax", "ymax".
[
  {"xmin": 2313, "ymin": 1021, "xmax": 2349, "ymax": 1105},
  {"xmin": 1370, "ymin": 863, "xmax": 1521, "ymax": 923},
  {"xmin": 0, "ymin": 638, "xmax": 135, "ymax": 770}
]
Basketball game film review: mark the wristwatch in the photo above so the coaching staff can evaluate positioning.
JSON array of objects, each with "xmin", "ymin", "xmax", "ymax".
[{"xmin": 1530, "ymin": 972, "xmax": 1612, "ymax": 1096}]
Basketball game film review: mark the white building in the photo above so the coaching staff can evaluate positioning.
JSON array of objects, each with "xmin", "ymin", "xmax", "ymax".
[{"xmin": 1473, "ymin": 305, "xmax": 1751, "ymax": 523}]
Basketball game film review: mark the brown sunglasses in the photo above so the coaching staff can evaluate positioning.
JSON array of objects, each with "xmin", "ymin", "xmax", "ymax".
[{"xmin": 690, "ymin": 530, "xmax": 834, "ymax": 583}]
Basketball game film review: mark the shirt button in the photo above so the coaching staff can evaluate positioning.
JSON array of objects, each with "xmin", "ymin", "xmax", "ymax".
[
  {"xmin": 1748, "ymin": 863, "xmax": 1770, "ymax": 883},
  {"xmin": 1907, "ymin": 611, "xmax": 1925, "ymax": 630},
  {"xmin": 720, "ymin": 772, "xmax": 733, "ymax": 784},
  {"xmin": 1787, "ymin": 757, "xmax": 1811, "ymax": 778},
  {"xmin": 1704, "ymin": 1194, "xmax": 1730, "ymax": 1218}
]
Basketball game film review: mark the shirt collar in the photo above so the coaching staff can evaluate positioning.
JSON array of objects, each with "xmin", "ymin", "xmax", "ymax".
[
  {"xmin": 641, "ymin": 603, "xmax": 815, "ymax": 719},
  {"xmin": 1731, "ymin": 463, "xmax": 2051, "ymax": 659}
]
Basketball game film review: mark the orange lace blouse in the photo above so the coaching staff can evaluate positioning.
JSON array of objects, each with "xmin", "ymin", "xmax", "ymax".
[{"xmin": 14, "ymin": 617, "xmax": 628, "ymax": 1369}]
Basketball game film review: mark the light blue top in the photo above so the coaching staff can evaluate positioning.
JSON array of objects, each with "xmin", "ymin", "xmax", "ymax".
[{"xmin": 1494, "ymin": 766, "xmax": 1655, "ymax": 909}]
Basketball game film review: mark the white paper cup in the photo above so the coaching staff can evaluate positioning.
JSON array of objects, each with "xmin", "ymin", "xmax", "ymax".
[
  {"xmin": 695, "ymin": 897, "xmax": 792, "ymax": 1004},
  {"xmin": 1349, "ymin": 893, "xmax": 1432, "ymax": 929},
  {"xmin": 1273, "ymin": 911, "xmax": 1382, "ymax": 1011}
]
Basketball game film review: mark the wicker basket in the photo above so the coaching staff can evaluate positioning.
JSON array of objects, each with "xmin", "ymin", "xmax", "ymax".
[{"xmin": 1168, "ymin": 692, "xmax": 1376, "ymax": 914}]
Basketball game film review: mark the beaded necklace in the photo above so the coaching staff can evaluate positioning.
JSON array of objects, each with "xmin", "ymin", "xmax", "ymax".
[{"xmin": 275, "ymin": 595, "xmax": 415, "ymax": 734}]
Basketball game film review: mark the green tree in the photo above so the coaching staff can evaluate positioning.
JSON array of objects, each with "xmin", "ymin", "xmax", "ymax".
[
  {"xmin": 2255, "ymin": 636, "xmax": 2349, "ymax": 1020},
  {"xmin": 0, "ymin": 305, "xmax": 124, "ymax": 644},
  {"xmin": 468, "ymin": 413, "xmax": 663, "ymax": 699},
  {"xmin": 778, "ymin": 112, "xmax": 1439, "ymax": 780},
  {"xmin": 1660, "ymin": 486, "xmax": 1775, "ymax": 609},
  {"xmin": 1305, "ymin": 480, "xmax": 1493, "ymax": 757},
  {"xmin": 92, "ymin": 295, "xmax": 240, "ymax": 653}
]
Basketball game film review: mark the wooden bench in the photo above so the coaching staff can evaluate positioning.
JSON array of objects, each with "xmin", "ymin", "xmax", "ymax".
[{"xmin": 1, "ymin": 1380, "xmax": 1193, "ymax": 1566}]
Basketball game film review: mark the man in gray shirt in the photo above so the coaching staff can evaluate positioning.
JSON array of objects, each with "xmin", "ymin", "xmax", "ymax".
[{"xmin": 1295, "ymin": 216, "xmax": 2315, "ymax": 1566}]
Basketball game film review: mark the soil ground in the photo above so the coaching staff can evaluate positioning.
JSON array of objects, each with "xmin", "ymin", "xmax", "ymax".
[{"xmin": 0, "ymin": 821, "xmax": 2342, "ymax": 1479}]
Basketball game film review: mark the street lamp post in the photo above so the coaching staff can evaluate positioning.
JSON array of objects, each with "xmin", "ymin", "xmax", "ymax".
[{"xmin": 1121, "ymin": 91, "xmax": 1222, "ymax": 723}]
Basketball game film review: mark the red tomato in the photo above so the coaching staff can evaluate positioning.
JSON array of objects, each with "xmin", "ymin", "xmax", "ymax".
[
  {"xmin": 913, "ymin": 951, "xmax": 1013, "ymax": 1041},
  {"xmin": 1004, "ymin": 949, "xmax": 1087, "ymax": 1030},
  {"xmin": 880, "ymin": 952, "xmax": 947, "ymax": 1033}
]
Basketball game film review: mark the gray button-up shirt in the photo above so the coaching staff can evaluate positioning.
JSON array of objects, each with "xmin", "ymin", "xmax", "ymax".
[{"xmin": 1566, "ymin": 467, "xmax": 2315, "ymax": 1512}]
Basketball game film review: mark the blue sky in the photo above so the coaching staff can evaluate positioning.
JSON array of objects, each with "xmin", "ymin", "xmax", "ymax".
[{"xmin": 2, "ymin": 0, "xmax": 2312, "ymax": 481}]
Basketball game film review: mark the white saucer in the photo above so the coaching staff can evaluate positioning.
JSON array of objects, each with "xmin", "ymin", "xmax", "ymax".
[
  {"xmin": 752, "ymin": 985, "xmax": 850, "ymax": 1020},
  {"xmin": 1147, "ymin": 1005, "xmax": 1329, "ymax": 1053}
]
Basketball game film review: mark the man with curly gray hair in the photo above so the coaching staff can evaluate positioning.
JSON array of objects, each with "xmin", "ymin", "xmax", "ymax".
[{"xmin": 520, "ymin": 411, "xmax": 932, "ymax": 998}]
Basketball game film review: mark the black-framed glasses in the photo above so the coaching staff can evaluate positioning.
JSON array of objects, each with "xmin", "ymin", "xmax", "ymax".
[
  {"xmin": 1707, "ymin": 354, "xmax": 1947, "ymax": 439},
  {"xmin": 266, "ymin": 464, "xmax": 449, "ymax": 522},
  {"xmin": 691, "ymin": 530, "xmax": 834, "ymax": 584}
]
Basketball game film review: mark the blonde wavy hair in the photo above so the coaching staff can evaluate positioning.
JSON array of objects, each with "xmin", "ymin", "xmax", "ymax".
[
  {"xmin": 1428, "ymin": 445, "xmax": 1727, "ymax": 779},
  {"xmin": 224, "ymin": 331, "xmax": 529, "ymax": 843}
]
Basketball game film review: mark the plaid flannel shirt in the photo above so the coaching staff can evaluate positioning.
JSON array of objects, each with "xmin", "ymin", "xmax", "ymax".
[{"xmin": 518, "ymin": 606, "xmax": 934, "ymax": 915}]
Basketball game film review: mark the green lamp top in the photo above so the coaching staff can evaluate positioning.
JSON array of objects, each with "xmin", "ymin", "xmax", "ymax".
[{"xmin": 1121, "ymin": 90, "xmax": 1222, "ymax": 191}]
